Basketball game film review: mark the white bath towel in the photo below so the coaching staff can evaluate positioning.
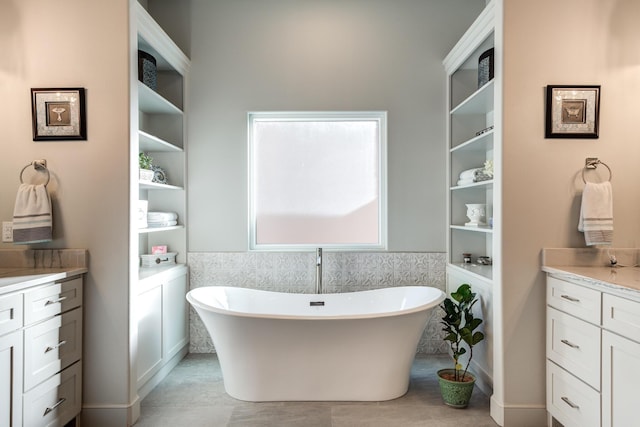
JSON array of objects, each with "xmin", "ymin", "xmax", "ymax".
[
  {"xmin": 458, "ymin": 168, "xmax": 481, "ymax": 180},
  {"xmin": 12, "ymin": 183, "xmax": 52, "ymax": 244},
  {"xmin": 147, "ymin": 211, "xmax": 178, "ymax": 222},
  {"xmin": 578, "ymin": 181, "xmax": 613, "ymax": 246}
]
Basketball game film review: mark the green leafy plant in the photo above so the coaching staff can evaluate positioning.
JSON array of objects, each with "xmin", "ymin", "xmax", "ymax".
[
  {"xmin": 139, "ymin": 152, "xmax": 153, "ymax": 170},
  {"xmin": 440, "ymin": 283, "xmax": 485, "ymax": 382}
]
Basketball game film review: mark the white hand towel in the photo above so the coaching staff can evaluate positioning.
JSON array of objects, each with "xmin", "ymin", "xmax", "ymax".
[
  {"xmin": 12, "ymin": 183, "xmax": 53, "ymax": 244},
  {"xmin": 578, "ymin": 181, "xmax": 613, "ymax": 246},
  {"xmin": 458, "ymin": 168, "xmax": 481, "ymax": 181}
]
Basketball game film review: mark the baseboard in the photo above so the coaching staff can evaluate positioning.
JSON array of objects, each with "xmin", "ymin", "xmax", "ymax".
[
  {"xmin": 469, "ymin": 359, "xmax": 493, "ymax": 397},
  {"xmin": 490, "ymin": 396, "xmax": 547, "ymax": 427},
  {"xmin": 136, "ymin": 344, "xmax": 188, "ymax": 401},
  {"xmin": 81, "ymin": 400, "xmax": 139, "ymax": 427}
]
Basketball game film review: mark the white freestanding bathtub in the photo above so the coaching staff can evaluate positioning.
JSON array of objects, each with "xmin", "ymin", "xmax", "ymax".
[{"xmin": 186, "ymin": 285, "xmax": 445, "ymax": 402}]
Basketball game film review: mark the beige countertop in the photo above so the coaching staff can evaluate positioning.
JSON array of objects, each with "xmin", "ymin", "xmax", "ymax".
[
  {"xmin": 542, "ymin": 264, "xmax": 640, "ymax": 301},
  {"xmin": 0, "ymin": 267, "xmax": 87, "ymax": 295}
]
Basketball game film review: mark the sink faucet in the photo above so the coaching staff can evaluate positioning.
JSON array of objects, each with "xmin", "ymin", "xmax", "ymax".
[{"xmin": 315, "ymin": 248, "xmax": 323, "ymax": 294}]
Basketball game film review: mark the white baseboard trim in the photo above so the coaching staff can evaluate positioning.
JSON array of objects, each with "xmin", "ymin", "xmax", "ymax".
[
  {"xmin": 136, "ymin": 344, "xmax": 188, "ymax": 401},
  {"xmin": 490, "ymin": 396, "xmax": 547, "ymax": 427},
  {"xmin": 81, "ymin": 399, "xmax": 139, "ymax": 427}
]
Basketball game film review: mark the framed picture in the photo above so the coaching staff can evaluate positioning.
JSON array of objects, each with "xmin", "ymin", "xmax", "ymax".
[
  {"xmin": 31, "ymin": 88, "xmax": 87, "ymax": 141},
  {"xmin": 545, "ymin": 85, "xmax": 600, "ymax": 138}
]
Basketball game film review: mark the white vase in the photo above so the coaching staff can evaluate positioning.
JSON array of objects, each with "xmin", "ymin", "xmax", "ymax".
[
  {"xmin": 139, "ymin": 168, "xmax": 154, "ymax": 182},
  {"xmin": 465, "ymin": 203, "xmax": 487, "ymax": 227}
]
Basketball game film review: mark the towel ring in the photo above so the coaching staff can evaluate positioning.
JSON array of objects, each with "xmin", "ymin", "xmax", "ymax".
[
  {"xmin": 20, "ymin": 160, "xmax": 50, "ymax": 186},
  {"xmin": 582, "ymin": 159, "xmax": 612, "ymax": 184}
]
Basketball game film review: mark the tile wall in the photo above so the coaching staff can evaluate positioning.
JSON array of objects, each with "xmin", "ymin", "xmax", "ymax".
[{"xmin": 187, "ymin": 251, "xmax": 448, "ymax": 355}]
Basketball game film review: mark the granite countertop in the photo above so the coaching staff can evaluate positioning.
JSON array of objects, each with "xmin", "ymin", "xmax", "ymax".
[
  {"xmin": 0, "ymin": 249, "xmax": 88, "ymax": 295},
  {"xmin": 542, "ymin": 248, "xmax": 640, "ymax": 301},
  {"xmin": 0, "ymin": 267, "xmax": 88, "ymax": 295}
]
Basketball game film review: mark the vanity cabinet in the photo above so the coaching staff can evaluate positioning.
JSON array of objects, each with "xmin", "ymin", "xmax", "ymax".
[
  {"xmin": 0, "ymin": 275, "xmax": 83, "ymax": 427},
  {"xmin": 546, "ymin": 274, "xmax": 640, "ymax": 427},
  {"xmin": 131, "ymin": 1, "xmax": 190, "ymax": 402}
]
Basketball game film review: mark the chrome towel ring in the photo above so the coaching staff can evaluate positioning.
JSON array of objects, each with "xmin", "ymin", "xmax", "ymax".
[
  {"xmin": 582, "ymin": 157, "xmax": 611, "ymax": 184},
  {"xmin": 20, "ymin": 159, "xmax": 50, "ymax": 186}
]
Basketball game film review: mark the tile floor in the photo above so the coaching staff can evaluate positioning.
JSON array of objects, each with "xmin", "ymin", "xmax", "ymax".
[{"xmin": 135, "ymin": 353, "xmax": 498, "ymax": 427}]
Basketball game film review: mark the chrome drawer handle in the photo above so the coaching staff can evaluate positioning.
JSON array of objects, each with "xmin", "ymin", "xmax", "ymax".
[
  {"xmin": 43, "ymin": 397, "xmax": 66, "ymax": 416},
  {"xmin": 45, "ymin": 340, "xmax": 67, "ymax": 353},
  {"xmin": 560, "ymin": 339, "xmax": 580, "ymax": 349},
  {"xmin": 561, "ymin": 396, "xmax": 579, "ymax": 409},
  {"xmin": 45, "ymin": 296, "xmax": 67, "ymax": 306},
  {"xmin": 560, "ymin": 294, "xmax": 580, "ymax": 303}
]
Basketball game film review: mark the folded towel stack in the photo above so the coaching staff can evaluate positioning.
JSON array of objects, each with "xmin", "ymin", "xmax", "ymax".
[
  {"xmin": 13, "ymin": 183, "xmax": 53, "ymax": 244},
  {"xmin": 147, "ymin": 211, "xmax": 178, "ymax": 228},
  {"xmin": 578, "ymin": 181, "xmax": 613, "ymax": 246},
  {"xmin": 456, "ymin": 168, "xmax": 492, "ymax": 186}
]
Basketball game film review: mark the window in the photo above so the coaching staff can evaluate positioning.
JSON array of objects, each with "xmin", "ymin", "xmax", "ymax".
[{"xmin": 248, "ymin": 111, "xmax": 387, "ymax": 250}]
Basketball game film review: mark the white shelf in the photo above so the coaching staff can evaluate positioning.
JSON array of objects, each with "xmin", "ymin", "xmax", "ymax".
[
  {"xmin": 451, "ymin": 225, "xmax": 493, "ymax": 233},
  {"xmin": 451, "ymin": 179, "xmax": 493, "ymax": 191},
  {"xmin": 135, "ymin": 3, "xmax": 190, "ymax": 75},
  {"xmin": 139, "ymin": 130, "xmax": 182, "ymax": 153},
  {"xmin": 138, "ymin": 225, "xmax": 184, "ymax": 235},
  {"xmin": 450, "ymin": 80, "xmax": 494, "ymax": 115},
  {"xmin": 138, "ymin": 81, "xmax": 183, "ymax": 115},
  {"xmin": 448, "ymin": 262, "xmax": 493, "ymax": 281},
  {"xmin": 451, "ymin": 129, "xmax": 494, "ymax": 153},
  {"xmin": 138, "ymin": 263, "xmax": 187, "ymax": 283},
  {"xmin": 139, "ymin": 181, "xmax": 183, "ymax": 191}
]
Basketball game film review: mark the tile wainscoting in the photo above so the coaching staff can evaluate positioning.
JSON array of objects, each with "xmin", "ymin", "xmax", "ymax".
[{"xmin": 187, "ymin": 251, "xmax": 448, "ymax": 355}]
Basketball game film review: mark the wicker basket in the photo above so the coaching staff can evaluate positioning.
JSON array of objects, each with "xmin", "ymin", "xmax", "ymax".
[
  {"xmin": 477, "ymin": 48, "xmax": 494, "ymax": 88},
  {"xmin": 138, "ymin": 50, "xmax": 157, "ymax": 90}
]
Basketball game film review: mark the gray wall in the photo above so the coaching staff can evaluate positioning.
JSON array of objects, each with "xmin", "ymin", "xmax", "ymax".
[{"xmin": 186, "ymin": 0, "xmax": 486, "ymax": 252}]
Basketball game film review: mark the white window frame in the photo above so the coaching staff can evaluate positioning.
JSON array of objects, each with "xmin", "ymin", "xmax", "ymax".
[{"xmin": 248, "ymin": 111, "xmax": 388, "ymax": 251}]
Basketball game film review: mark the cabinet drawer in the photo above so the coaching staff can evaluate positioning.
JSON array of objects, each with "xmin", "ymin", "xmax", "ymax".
[
  {"xmin": 24, "ymin": 277, "xmax": 82, "ymax": 326},
  {"xmin": 603, "ymin": 293, "xmax": 640, "ymax": 343},
  {"xmin": 547, "ymin": 276, "xmax": 601, "ymax": 324},
  {"xmin": 547, "ymin": 307, "xmax": 601, "ymax": 390},
  {"xmin": 547, "ymin": 361, "xmax": 600, "ymax": 427},
  {"xmin": 23, "ymin": 361, "xmax": 81, "ymax": 427},
  {"xmin": 0, "ymin": 292, "xmax": 23, "ymax": 336},
  {"xmin": 24, "ymin": 308, "xmax": 82, "ymax": 391}
]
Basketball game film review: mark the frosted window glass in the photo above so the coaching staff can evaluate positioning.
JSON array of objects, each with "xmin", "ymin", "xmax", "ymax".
[{"xmin": 249, "ymin": 112, "xmax": 387, "ymax": 249}]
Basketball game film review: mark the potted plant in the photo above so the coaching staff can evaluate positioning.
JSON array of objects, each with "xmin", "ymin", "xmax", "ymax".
[
  {"xmin": 139, "ymin": 152, "xmax": 154, "ymax": 182},
  {"xmin": 437, "ymin": 283, "xmax": 485, "ymax": 408}
]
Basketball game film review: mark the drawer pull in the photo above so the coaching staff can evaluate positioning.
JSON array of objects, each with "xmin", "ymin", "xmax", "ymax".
[
  {"xmin": 560, "ymin": 339, "xmax": 580, "ymax": 349},
  {"xmin": 43, "ymin": 397, "xmax": 66, "ymax": 416},
  {"xmin": 561, "ymin": 396, "xmax": 580, "ymax": 409},
  {"xmin": 45, "ymin": 340, "xmax": 67, "ymax": 353},
  {"xmin": 560, "ymin": 294, "xmax": 580, "ymax": 303},
  {"xmin": 45, "ymin": 296, "xmax": 67, "ymax": 306}
]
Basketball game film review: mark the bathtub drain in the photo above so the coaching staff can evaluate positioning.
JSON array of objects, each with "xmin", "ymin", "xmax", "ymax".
[{"xmin": 309, "ymin": 301, "xmax": 325, "ymax": 307}]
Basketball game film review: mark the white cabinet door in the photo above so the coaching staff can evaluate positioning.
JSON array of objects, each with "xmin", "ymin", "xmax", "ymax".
[
  {"xmin": 602, "ymin": 331, "xmax": 640, "ymax": 427},
  {"xmin": 163, "ymin": 273, "xmax": 188, "ymax": 359},
  {"xmin": 0, "ymin": 330, "xmax": 23, "ymax": 427},
  {"xmin": 136, "ymin": 285, "xmax": 163, "ymax": 388}
]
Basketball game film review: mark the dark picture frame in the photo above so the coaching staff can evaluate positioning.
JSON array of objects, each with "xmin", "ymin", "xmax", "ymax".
[
  {"xmin": 545, "ymin": 85, "xmax": 600, "ymax": 138},
  {"xmin": 31, "ymin": 88, "xmax": 87, "ymax": 141}
]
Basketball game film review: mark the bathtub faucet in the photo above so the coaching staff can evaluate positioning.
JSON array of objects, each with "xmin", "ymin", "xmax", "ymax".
[{"xmin": 315, "ymin": 248, "xmax": 323, "ymax": 294}]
